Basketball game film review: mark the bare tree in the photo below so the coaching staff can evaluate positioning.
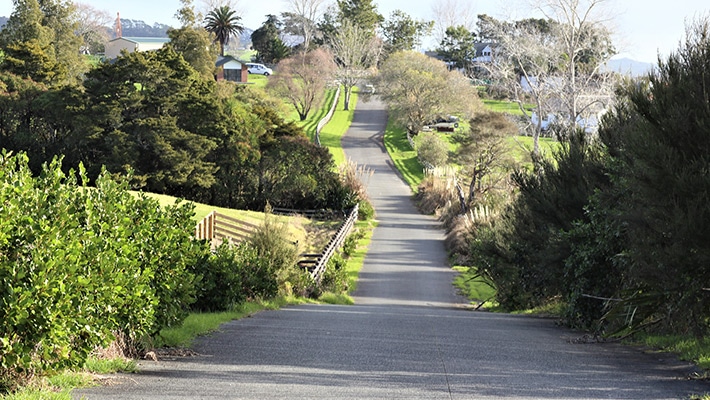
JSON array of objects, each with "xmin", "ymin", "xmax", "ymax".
[
  {"xmin": 282, "ymin": 0, "xmax": 327, "ymax": 50},
  {"xmin": 486, "ymin": 0, "xmax": 617, "ymax": 154},
  {"xmin": 267, "ymin": 48, "xmax": 336, "ymax": 121},
  {"xmin": 431, "ymin": 0, "xmax": 477, "ymax": 44},
  {"xmin": 533, "ymin": 0, "xmax": 617, "ymax": 131},
  {"xmin": 73, "ymin": 3, "xmax": 112, "ymax": 54},
  {"xmin": 328, "ymin": 19, "xmax": 381, "ymax": 111},
  {"xmin": 488, "ymin": 19, "xmax": 560, "ymax": 154}
]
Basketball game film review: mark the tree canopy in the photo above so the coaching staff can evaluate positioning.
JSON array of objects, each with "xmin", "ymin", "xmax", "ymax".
[{"xmin": 204, "ymin": 5, "xmax": 244, "ymax": 56}]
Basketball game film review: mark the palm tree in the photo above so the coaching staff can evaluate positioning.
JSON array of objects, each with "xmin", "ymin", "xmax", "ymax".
[{"xmin": 204, "ymin": 6, "xmax": 244, "ymax": 56}]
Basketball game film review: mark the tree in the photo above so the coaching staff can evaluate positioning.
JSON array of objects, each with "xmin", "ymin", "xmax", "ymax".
[
  {"xmin": 0, "ymin": 0, "xmax": 86, "ymax": 86},
  {"xmin": 328, "ymin": 19, "xmax": 380, "ymax": 111},
  {"xmin": 204, "ymin": 5, "xmax": 244, "ymax": 56},
  {"xmin": 72, "ymin": 3, "xmax": 111, "ymax": 54},
  {"xmin": 81, "ymin": 47, "xmax": 219, "ymax": 193},
  {"xmin": 380, "ymin": 10, "xmax": 433, "ymax": 56},
  {"xmin": 336, "ymin": 0, "xmax": 383, "ymax": 34},
  {"xmin": 374, "ymin": 50, "xmax": 480, "ymax": 135},
  {"xmin": 267, "ymin": 48, "xmax": 336, "ymax": 121},
  {"xmin": 169, "ymin": 0, "xmax": 218, "ymax": 79},
  {"xmin": 450, "ymin": 111, "xmax": 517, "ymax": 213},
  {"xmin": 431, "ymin": 0, "xmax": 477, "ymax": 44},
  {"xmin": 251, "ymin": 14, "xmax": 290, "ymax": 64},
  {"xmin": 485, "ymin": 6, "xmax": 616, "ymax": 154},
  {"xmin": 488, "ymin": 18, "xmax": 561, "ymax": 154},
  {"xmin": 282, "ymin": 0, "xmax": 326, "ymax": 51},
  {"xmin": 437, "ymin": 25, "xmax": 477, "ymax": 73},
  {"xmin": 534, "ymin": 0, "xmax": 617, "ymax": 129},
  {"xmin": 596, "ymin": 18, "xmax": 710, "ymax": 335}
]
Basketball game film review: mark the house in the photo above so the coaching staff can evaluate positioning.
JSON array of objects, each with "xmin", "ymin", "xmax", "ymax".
[
  {"xmin": 215, "ymin": 56, "xmax": 248, "ymax": 83},
  {"xmin": 473, "ymin": 43, "xmax": 494, "ymax": 63},
  {"xmin": 104, "ymin": 37, "xmax": 170, "ymax": 59}
]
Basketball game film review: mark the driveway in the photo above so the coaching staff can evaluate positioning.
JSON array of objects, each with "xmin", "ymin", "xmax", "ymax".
[{"xmin": 74, "ymin": 96, "xmax": 710, "ymax": 400}]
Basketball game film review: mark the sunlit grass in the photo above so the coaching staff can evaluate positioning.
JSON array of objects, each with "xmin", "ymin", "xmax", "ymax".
[
  {"xmin": 452, "ymin": 266, "xmax": 497, "ymax": 308},
  {"xmin": 482, "ymin": 98, "xmax": 534, "ymax": 116},
  {"xmin": 319, "ymin": 88, "xmax": 359, "ymax": 167},
  {"xmin": 297, "ymin": 89, "xmax": 337, "ymax": 140},
  {"xmin": 344, "ymin": 220, "xmax": 377, "ymax": 294},
  {"xmin": 156, "ymin": 299, "xmax": 304, "ymax": 348},
  {"xmin": 383, "ymin": 121, "xmax": 425, "ymax": 192}
]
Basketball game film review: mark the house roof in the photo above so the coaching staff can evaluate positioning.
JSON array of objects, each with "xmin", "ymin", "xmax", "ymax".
[
  {"xmin": 216, "ymin": 55, "xmax": 243, "ymax": 68},
  {"xmin": 109, "ymin": 37, "xmax": 170, "ymax": 45}
]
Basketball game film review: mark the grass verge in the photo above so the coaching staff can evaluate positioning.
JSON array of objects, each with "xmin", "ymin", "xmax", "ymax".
[
  {"xmin": 383, "ymin": 121, "xmax": 425, "ymax": 192},
  {"xmin": 632, "ymin": 334, "xmax": 710, "ymax": 371},
  {"xmin": 297, "ymin": 89, "xmax": 337, "ymax": 141},
  {"xmin": 156, "ymin": 298, "xmax": 305, "ymax": 348},
  {"xmin": 318, "ymin": 87, "xmax": 359, "ymax": 167},
  {"xmin": 452, "ymin": 266, "xmax": 497, "ymax": 309}
]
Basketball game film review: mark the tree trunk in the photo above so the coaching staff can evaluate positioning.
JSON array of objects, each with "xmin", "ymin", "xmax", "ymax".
[{"xmin": 455, "ymin": 180, "xmax": 468, "ymax": 214}]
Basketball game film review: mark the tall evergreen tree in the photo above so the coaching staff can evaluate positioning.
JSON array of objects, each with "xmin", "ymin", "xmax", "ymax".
[
  {"xmin": 336, "ymin": 0, "xmax": 383, "ymax": 34},
  {"xmin": 169, "ymin": 0, "xmax": 218, "ymax": 79},
  {"xmin": 0, "ymin": 0, "xmax": 85, "ymax": 86},
  {"xmin": 598, "ymin": 18, "xmax": 710, "ymax": 335},
  {"xmin": 251, "ymin": 15, "xmax": 290, "ymax": 64}
]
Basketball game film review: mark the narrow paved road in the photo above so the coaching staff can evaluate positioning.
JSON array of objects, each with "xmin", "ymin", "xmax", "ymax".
[{"xmin": 75, "ymin": 97, "xmax": 710, "ymax": 400}]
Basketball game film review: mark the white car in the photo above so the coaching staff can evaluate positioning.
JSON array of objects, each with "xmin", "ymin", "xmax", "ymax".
[{"xmin": 246, "ymin": 63, "xmax": 273, "ymax": 76}]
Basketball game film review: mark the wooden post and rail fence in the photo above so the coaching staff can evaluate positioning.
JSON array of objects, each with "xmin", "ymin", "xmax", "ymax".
[{"xmin": 194, "ymin": 205, "xmax": 359, "ymax": 283}]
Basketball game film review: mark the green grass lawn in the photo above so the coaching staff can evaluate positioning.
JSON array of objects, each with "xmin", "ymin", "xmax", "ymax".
[
  {"xmin": 296, "ymin": 89, "xmax": 337, "ymax": 141},
  {"xmin": 246, "ymin": 73, "xmax": 269, "ymax": 88},
  {"xmin": 318, "ymin": 88, "xmax": 359, "ymax": 166},
  {"xmin": 482, "ymin": 99, "xmax": 533, "ymax": 116},
  {"xmin": 383, "ymin": 121, "xmax": 425, "ymax": 192}
]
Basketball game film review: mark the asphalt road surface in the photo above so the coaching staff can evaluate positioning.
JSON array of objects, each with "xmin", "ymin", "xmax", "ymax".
[{"xmin": 74, "ymin": 96, "xmax": 710, "ymax": 400}]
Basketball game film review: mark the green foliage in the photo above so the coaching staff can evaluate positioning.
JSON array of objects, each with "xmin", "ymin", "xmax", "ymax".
[
  {"xmin": 464, "ymin": 19, "xmax": 710, "ymax": 339},
  {"xmin": 416, "ymin": 132, "xmax": 449, "ymax": 167},
  {"xmin": 204, "ymin": 5, "xmax": 244, "ymax": 56},
  {"xmin": 595, "ymin": 19, "xmax": 710, "ymax": 336},
  {"xmin": 191, "ymin": 242, "xmax": 275, "ymax": 311},
  {"xmin": 167, "ymin": 25, "xmax": 219, "ymax": 79},
  {"xmin": 437, "ymin": 25, "xmax": 478, "ymax": 72},
  {"xmin": 0, "ymin": 151, "xmax": 206, "ymax": 387},
  {"xmin": 380, "ymin": 10, "xmax": 433, "ymax": 56},
  {"xmin": 357, "ymin": 199, "xmax": 375, "ymax": 221},
  {"xmin": 0, "ymin": 0, "xmax": 86, "ymax": 86},
  {"xmin": 251, "ymin": 15, "xmax": 289, "ymax": 64},
  {"xmin": 319, "ymin": 254, "xmax": 349, "ymax": 294},
  {"xmin": 470, "ymin": 132, "xmax": 608, "ymax": 311},
  {"xmin": 249, "ymin": 210, "xmax": 305, "ymax": 298}
]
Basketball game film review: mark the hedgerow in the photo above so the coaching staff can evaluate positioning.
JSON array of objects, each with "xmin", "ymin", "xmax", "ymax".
[{"xmin": 0, "ymin": 151, "xmax": 207, "ymax": 390}]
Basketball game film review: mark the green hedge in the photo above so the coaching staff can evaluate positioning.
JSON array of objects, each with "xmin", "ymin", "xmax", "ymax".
[{"xmin": 0, "ymin": 151, "xmax": 207, "ymax": 386}]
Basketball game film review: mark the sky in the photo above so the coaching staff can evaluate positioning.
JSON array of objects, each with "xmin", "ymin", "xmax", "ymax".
[{"xmin": 1, "ymin": 0, "xmax": 709, "ymax": 64}]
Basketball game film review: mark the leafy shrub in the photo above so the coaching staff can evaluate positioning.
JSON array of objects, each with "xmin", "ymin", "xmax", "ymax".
[
  {"xmin": 416, "ymin": 132, "xmax": 449, "ymax": 167},
  {"xmin": 0, "ymin": 151, "xmax": 205, "ymax": 386},
  {"xmin": 319, "ymin": 254, "xmax": 348, "ymax": 294},
  {"xmin": 357, "ymin": 199, "xmax": 375, "ymax": 221},
  {"xmin": 248, "ymin": 209, "xmax": 300, "ymax": 298},
  {"xmin": 191, "ymin": 242, "xmax": 248, "ymax": 312}
]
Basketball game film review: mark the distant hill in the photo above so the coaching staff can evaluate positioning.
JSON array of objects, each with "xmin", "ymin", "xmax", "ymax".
[
  {"xmin": 0, "ymin": 16, "xmax": 7, "ymax": 29},
  {"xmin": 603, "ymin": 57, "xmax": 655, "ymax": 77},
  {"xmin": 119, "ymin": 19, "xmax": 171, "ymax": 37}
]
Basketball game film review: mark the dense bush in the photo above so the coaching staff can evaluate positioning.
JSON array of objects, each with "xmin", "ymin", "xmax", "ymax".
[
  {"xmin": 467, "ymin": 20, "xmax": 710, "ymax": 336},
  {"xmin": 0, "ymin": 151, "xmax": 206, "ymax": 387},
  {"xmin": 0, "ymin": 48, "xmax": 354, "ymax": 214},
  {"xmin": 416, "ymin": 132, "xmax": 449, "ymax": 167},
  {"xmin": 248, "ymin": 210, "xmax": 304, "ymax": 298}
]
